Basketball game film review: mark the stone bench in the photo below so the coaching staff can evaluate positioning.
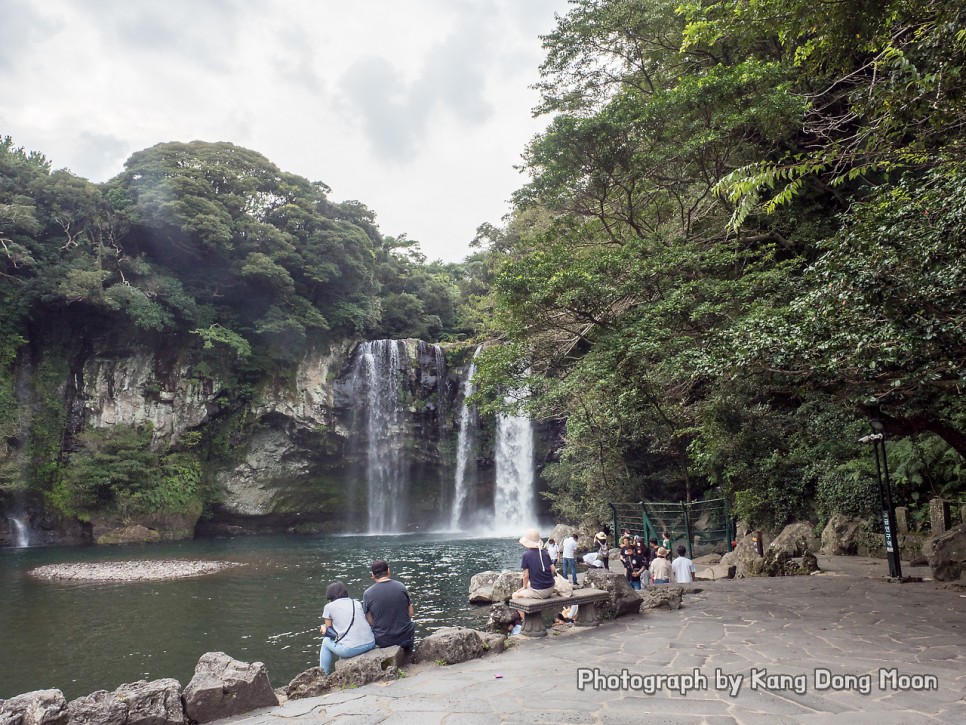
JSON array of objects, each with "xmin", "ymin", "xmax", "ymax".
[{"xmin": 509, "ymin": 587, "xmax": 610, "ymax": 637}]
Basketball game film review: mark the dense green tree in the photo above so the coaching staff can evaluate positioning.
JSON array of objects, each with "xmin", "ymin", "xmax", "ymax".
[
  {"xmin": 0, "ymin": 136, "xmax": 471, "ymax": 519},
  {"xmin": 111, "ymin": 141, "xmax": 381, "ymax": 358},
  {"xmin": 475, "ymin": 0, "xmax": 966, "ymax": 528}
]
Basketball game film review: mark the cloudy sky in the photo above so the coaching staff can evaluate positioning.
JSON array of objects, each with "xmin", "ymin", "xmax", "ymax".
[{"xmin": 0, "ymin": 0, "xmax": 570, "ymax": 262}]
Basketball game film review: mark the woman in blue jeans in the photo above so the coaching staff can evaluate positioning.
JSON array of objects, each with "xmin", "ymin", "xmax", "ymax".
[{"xmin": 319, "ymin": 581, "xmax": 376, "ymax": 674}]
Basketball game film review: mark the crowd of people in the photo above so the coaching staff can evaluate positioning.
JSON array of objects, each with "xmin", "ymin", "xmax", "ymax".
[
  {"xmin": 316, "ymin": 527, "xmax": 696, "ymax": 672},
  {"xmin": 616, "ymin": 531, "xmax": 695, "ymax": 588}
]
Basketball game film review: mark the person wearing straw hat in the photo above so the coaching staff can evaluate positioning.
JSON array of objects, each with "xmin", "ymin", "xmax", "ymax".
[
  {"xmin": 650, "ymin": 546, "xmax": 671, "ymax": 584},
  {"xmin": 511, "ymin": 528, "xmax": 557, "ymax": 599},
  {"xmin": 595, "ymin": 531, "xmax": 610, "ymax": 570}
]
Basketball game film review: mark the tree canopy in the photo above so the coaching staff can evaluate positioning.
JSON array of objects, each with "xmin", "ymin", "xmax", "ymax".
[
  {"xmin": 472, "ymin": 0, "xmax": 966, "ymax": 528},
  {"xmin": 0, "ymin": 138, "xmax": 469, "ymax": 518}
]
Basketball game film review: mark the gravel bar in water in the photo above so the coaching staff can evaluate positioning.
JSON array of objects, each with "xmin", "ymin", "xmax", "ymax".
[{"xmin": 29, "ymin": 560, "xmax": 244, "ymax": 582}]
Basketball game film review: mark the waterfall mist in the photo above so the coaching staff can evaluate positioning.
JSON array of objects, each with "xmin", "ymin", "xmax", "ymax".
[
  {"xmin": 8, "ymin": 515, "xmax": 29, "ymax": 548},
  {"xmin": 493, "ymin": 396, "xmax": 536, "ymax": 535},
  {"xmin": 354, "ymin": 340, "xmax": 409, "ymax": 533}
]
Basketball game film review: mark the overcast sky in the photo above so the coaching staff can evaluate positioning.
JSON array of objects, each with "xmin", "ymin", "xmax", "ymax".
[{"xmin": 0, "ymin": 0, "xmax": 570, "ymax": 263}]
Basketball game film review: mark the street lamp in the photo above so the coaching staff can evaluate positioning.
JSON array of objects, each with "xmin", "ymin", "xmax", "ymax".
[{"xmin": 858, "ymin": 419, "xmax": 902, "ymax": 579}]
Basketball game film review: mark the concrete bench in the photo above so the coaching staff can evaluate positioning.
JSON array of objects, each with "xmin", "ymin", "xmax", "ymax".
[{"xmin": 509, "ymin": 587, "xmax": 610, "ymax": 638}]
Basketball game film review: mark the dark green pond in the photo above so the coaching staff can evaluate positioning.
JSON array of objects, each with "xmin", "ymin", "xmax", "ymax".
[{"xmin": 0, "ymin": 534, "xmax": 521, "ymax": 700}]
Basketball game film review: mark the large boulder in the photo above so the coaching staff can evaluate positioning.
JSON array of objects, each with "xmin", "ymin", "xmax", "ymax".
[
  {"xmin": 582, "ymin": 569, "xmax": 642, "ymax": 618},
  {"xmin": 724, "ymin": 532, "xmax": 766, "ymax": 577},
  {"xmin": 768, "ymin": 522, "xmax": 820, "ymax": 557},
  {"xmin": 761, "ymin": 550, "xmax": 820, "ymax": 577},
  {"xmin": 0, "ymin": 690, "xmax": 68, "ymax": 725},
  {"xmin": 67, "ymin": 679, "xmax": 183, "ymax": 725},
  {"xmin": 467, "ymin": 571, "xmax": 501, "ymax": 603},
  {"xmin": 639, "ymin": 586, "xmax": 683, "ymax": 611},
  {"xmin": 491, "ymin": 571, "xmax": 523, "ymax": 602},
  {"xmin": 285, "ymin": 647, "xmax": 404, "ymax": 700},
  {"xmin": 413, "ymin": 627, "xmax": 485, "ymax": 665},
  {"xmin": 821, "ymin": 513, "xmax": 865, "ymax": 556},
  {"xmin": 547, "ymin": 524, "xmax": 577, "ymax": 551},
  {"xmin": 479, "ymin": 631, "xmax": 506, "ymax": 655},
  {"xmin": 486, "ymin": 603, "xmax": 518, "ymax": 633},
  {"xmin": 928, "ymin": 523, "xmax": 966, "ymax": 583},
  {"xmin": 696, "ymin": 561, "xmax": 735, "ymax": 580},
  {"xmin": 181, "ymin": 652, "xmax": 278, "ymax": 724}
]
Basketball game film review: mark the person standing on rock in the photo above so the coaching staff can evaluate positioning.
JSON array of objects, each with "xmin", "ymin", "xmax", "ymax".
[
  {"xmin": 363, "ymin": 560, "xmax": 416, "ymax": 650},
  {"xmin": 561, "ymin": 531, "xmax": 578, "ymax": 584},
  {"xmin": 319, "ymin": 581, "xmax": 376, "ymax": 675},
  {"xmin": 671, "ymin": 545, "xmax": 695, "ymax": 584}
]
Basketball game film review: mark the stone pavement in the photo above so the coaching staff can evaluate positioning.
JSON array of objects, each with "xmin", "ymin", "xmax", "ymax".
[{"xmin": 229, "ymin": 557, "xmax": 966, "ymax": 724}]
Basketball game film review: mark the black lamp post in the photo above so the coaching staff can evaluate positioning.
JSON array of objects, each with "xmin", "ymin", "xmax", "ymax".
[{"xmin": 859, "ymin": 420, "xmax": 902, "ymax": 579}]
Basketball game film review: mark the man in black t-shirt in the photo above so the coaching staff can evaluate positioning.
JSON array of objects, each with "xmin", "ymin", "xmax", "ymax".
[
  {"xmin": 363, "ymin": 559, "xmax": 416, "ymax": 649},
  {"xmin": 623, "ymin": 544, "xmax": 646, "ymax": 590}
]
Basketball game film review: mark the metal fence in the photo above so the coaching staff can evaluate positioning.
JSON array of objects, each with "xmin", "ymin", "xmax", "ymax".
[{"xmin": 608, "ymin": 499, "xmax": 734, "ymax": 558}]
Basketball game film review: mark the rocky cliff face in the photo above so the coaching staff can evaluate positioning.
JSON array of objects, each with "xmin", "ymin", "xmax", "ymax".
[
  {"xmin": 82, "ymin": 351, "xmax": 220, "ymax": 445},
  {"xmin": 0, "ymin": 335, "xmax": 552, "ymax": 547},
  {"xmin": 0, "ymin": 336, "xmax": 485, "ymax": 546}
]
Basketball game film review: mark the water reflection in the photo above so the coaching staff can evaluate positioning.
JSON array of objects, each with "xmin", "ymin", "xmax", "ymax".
[{"xmin": 0, "ymin": 534, "xmax": 521, "ymax": 700}]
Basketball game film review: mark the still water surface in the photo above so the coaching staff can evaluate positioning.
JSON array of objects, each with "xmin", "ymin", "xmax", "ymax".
[{"xmin": 0, "ymin": 534, "xmax": 520, "ymax": 700}]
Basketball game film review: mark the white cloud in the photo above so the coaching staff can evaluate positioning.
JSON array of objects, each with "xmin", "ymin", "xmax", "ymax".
[{"xmin": 0, "ymin": 0, "xmax": 568, "ymax": 262}]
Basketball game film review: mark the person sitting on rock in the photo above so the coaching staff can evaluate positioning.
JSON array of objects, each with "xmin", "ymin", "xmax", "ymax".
[
  {"xmin": 319, "ymin": 581, "xmax": 376, "ymax": 675},
  {"xmin": 363, "ymin": 559, "xmax": 416, "ymax": 651}
]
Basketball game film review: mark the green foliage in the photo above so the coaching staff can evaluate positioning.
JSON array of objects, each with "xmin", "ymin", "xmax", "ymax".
[
  {"xmin": 683, "ymin": 0, "xmax": 966, "ymax": 215},
  {"xmin": 814, "ymin": 461, "xmax": 880, "ymax": 521},
  {"xmin": 368, "ymin": 235, "xmax": 466, "ymax": 340},
  {"xmin": 50, "ymin": 424, "xmax": 204, "ymax": 520},
  {"xmin": 474, "ymin": 0, "xmax": 966, "ymax": 529},
  {"xmin": 191, "ymin": 324, "xmax": 252, "ymax": 359}
]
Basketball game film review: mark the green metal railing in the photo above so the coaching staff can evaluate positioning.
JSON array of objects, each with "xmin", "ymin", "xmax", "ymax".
[{"xmin": 609, "ymin": 498, "xmax": 734, "ymax": 557}]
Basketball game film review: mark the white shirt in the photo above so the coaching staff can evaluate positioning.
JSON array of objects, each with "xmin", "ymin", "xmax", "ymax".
[
  {"xmin": 547, "ymin": 542, "xmax": 560, "ymax": 561},
  {"xmin": 321, "ymin": 598, "xmax": 375, "ymax": 649},
  {"xmin": 562, "ymin": 536, "xmax": 577, "ymax": 558},
  {"xmin": 671, "ymin": 556, "xmax": 694, "ymax": 583}
]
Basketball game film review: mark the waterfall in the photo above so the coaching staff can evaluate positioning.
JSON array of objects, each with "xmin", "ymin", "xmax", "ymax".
[
  {"xmin": 354, "ymin": 340, "xmax": 409, "ymax": 533},
  {"xmin": 494, "ymin": 393, "xmax": 535, "ymax": 532},
  {"xmin": 449, "ymin": 346, "xmax": 481, "ymax": 529},
  {"xmin": 8, "ymin": 516, "xmax": 29, "ymax": 548},
  {"xmin": 424, "ymin": 341, "xmax": 449, "ymax": 517}
]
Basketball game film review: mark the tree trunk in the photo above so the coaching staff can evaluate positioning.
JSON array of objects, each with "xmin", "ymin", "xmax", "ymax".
[{"xmin": 857, "ymin": 408, "xmax": 966, "ymax": 459}]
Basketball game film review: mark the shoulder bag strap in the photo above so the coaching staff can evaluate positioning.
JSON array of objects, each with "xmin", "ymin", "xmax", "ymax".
[{"xmin": 334, "ymin": 599, "xmax": 357, "ymax": 644}]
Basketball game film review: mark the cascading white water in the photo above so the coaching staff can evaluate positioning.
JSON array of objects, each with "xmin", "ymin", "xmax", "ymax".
[
  {"xmin": 9, "ymin": 516, "xmax": 29, "ymax": 548},
  {"xmin": 425, "ymin": 341, "xmax": 449, "ymax": 517},
  {"xmin": 449, "ymin": 346, "xmax": 482, "ymax": 529},
  {"xmin": 356, "ymin": 340, "xmax": 409, "ymax": 533},
  {"xmin": 494, "ymin": 394, "xmax": 535, "ymax": 532}
]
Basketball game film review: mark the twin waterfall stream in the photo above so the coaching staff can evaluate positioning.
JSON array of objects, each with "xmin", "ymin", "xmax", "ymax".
[{"xmin": 352, "ymin": 340, "xmax": 535, "ymax": 535}]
